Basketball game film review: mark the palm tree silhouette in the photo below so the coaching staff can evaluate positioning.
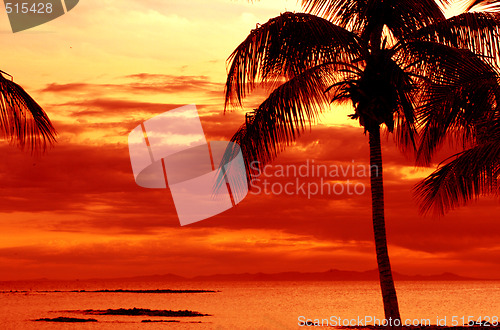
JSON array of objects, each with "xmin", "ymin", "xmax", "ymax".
[
  {"xmin": 0, "ymin": 71, "xmax": 56, "ymax": 151},
  {"xmin": 224, "ymin": 0, "xmax": 500, "ymax": 322}
]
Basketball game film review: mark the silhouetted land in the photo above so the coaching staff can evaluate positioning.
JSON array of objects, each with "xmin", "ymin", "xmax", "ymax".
[
  {"xmin": 1, "ymin": 268, "xmax": 493, "ymax": 285},
  {"xmin": 34, "ymin": 317, "xmax": 97, "ymax": 323},
  {"xmin": 52, "ymin": 289, "xmax": 216, "ymax": 293},
  {"xmin": 141, "ymin": 320, "xmax": 203, "ymax": 323},
  {"xmin": 190, "ymin": 269, "xmax": 479, "ymax": 281},
  {"xmin": 89, "ymin": 289, "xmax": 218, "ymax": 293},
  {"xmin": 1, "ymin": 289, "xmax": 218, "ymax": 294},
  {"xmin": 70, "ymin": 308, "xmax": 210, "ymax": 317}
]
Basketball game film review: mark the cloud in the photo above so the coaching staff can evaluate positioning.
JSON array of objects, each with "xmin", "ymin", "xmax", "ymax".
[
  {"xmin": 41, "ymin": 74, "xmax": 223, "ymax": 96},
  {"xmin": 41, "ymin": 83, "xmax": 90, "ymax": 93},
  {"xmin": 2, "ymin": 119, "xmax": 498, "ymax": 257},
  {"xmin": 0, "ymin": 227, "xmax": 377, "ymax": 280}
]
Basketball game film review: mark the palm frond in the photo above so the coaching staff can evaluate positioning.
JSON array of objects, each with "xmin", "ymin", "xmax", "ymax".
[
  {"xmin": 416, "ymin": 70, "xmax": 497, "ymax": 163},
  {"xmin": 229, "ymin": 63, "xmax": 344, "ymax": 180},
  {"xmin": 414, "ymin": 140, "xmax": 500, "ymax": 215},
  {"xmin": 0, "ymin": 72, "xmax": 56, "ymax": 152},
  {"xmin": 300, "ymin": 0, "xmax": 445, "ymax": 41},
  {"xmin": 224, "ymin": 12, "xmax": 361, "ymax": 109},
  {"xmin": 475, "ymin": 104, "xmax": 500, "ymax": 141},
  {"xmin": 393, "ymin": 40, "xmax": 499, "ymax": 164},
  {"xmin": 385, "ymin": 0, "xmax": 447, "ymax": 40},
  {"xmin": 300, "ymin": 0, "xmax": 371, "ymax": 32},
  {"xmin": 393, "ymin": 78, "xmax": 419, "ymax": 152},
  {"xmin": 413, "ymin": 12, "xmax": 500, "ymax": 66}
]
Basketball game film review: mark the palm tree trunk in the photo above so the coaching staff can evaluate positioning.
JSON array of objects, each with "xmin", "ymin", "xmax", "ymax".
[{"xmin": 369, "ymin": 126, "xmax": 401, "ymax": 325}]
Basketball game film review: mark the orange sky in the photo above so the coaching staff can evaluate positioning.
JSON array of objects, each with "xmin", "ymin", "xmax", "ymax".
[{"xmin": 0, "ymin": 0, "xmax": 499, "ymax": 281}]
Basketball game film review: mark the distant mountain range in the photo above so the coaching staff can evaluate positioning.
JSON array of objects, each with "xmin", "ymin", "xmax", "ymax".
[
  {"xmin": 84, "ymin": 269, "xmax": 488, "ymax": 282},
  {"xmin": 190, "ymin": 269, "xmax": 481, "ymax": 282},
  {"xmin": 3, "ymin": 269, "xmax": 493, "ymax": 283}
]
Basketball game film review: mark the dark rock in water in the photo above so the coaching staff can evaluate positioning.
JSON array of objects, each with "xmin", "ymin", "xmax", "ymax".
[
  {"xmin": 34, "ymin": 317, "xmax": 98, "ymax": 323},
  {"xmin": 75, "ymin": 307, "xmax": 210, "ymax": 317},
  {"xmin": 141, "ymin": 320, "xmax": 180, "ymax": 323},
  {"xmin": 91, "ymin": 289, "xmax": 218, "ymax": 293}
]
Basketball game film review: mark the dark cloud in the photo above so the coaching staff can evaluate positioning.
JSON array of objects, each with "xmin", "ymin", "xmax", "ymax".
[
  {"xmin": 42, "ymin": 83, "xmax": 91, "ymax": 93},
  {"xmin": 41, "ymin": 74, "xmax": 224, "ymax": 97},
  {"xmin": 2, "ymin": 121, "xmax": 498, "ymax": 255}
]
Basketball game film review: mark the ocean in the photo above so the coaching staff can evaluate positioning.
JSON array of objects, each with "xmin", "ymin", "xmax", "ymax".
[{"xmin": 0, "ymin": 281, "xmax": 499, "ymax": 329}]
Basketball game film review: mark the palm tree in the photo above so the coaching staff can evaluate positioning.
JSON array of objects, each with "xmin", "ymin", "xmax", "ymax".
[
  {"xmin": 223, "ymin": 0, "xmax": 500, "ymax": 322},
  {"xmin": 0, "ymin": 70, "xmax": 56, "ymax": 151}
]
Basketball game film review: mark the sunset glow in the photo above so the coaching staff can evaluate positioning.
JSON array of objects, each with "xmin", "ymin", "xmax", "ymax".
[{"xmin": 1, "ymin": 0, "xmax": 500, "ymax": 284}]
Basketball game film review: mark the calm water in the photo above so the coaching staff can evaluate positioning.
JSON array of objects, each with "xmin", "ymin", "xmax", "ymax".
[{"xmin": 0, "ymin": 281, "xmax": 499, "ymax": 329}]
